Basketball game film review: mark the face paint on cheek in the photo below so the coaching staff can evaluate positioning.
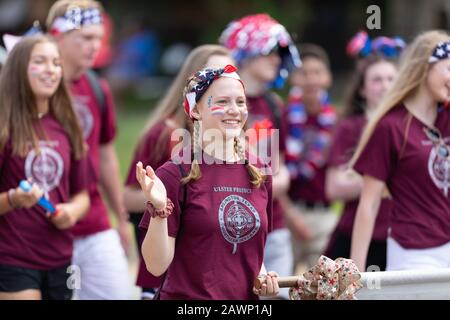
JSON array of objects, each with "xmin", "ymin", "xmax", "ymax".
[
  {"xmin": 210, "ymin": 106, "xmax": 226, "ymax": 116},
  {"xmin": 29, "ymin": 65, "xmax": 43, "ymax": 77}
]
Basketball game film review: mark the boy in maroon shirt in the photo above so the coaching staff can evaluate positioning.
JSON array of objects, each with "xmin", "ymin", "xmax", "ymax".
[{"xmin": 46, "ymin": 0, "xmax": 132, "ymax": 299}]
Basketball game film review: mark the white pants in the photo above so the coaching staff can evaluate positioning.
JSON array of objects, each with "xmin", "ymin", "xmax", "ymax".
[
  {"xmin": 263, "ymin": 228, "xmax": 293, "ymax": 300},
  {"xmin": 72, "ymin": 229, "xmax": 132, "ymax": 300},
  {"xmin": 387, "ymin": 237, "xmax": 450, "ymax": 271}
]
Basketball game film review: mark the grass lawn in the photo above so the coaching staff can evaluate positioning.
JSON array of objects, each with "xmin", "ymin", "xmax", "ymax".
[{"xmin": 115, "ymin": 108, "xmax": 151, "ymax": 181}]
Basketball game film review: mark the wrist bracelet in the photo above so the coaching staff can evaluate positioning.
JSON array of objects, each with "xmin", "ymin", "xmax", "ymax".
[{"xmin": 146, "ymin": 198, "xmax": 174, "ymax": 219}]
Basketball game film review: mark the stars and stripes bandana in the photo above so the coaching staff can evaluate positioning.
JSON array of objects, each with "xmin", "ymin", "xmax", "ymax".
[
  {"xmin": 429, "ymin": 42, "xmax": 450, "ymax": 63},
  {"xmin": 184, "ymin": 64, "xmax": 243, "ymax": 119},
  {"xmin": 346, "ymin": 31, "xmax": 405, "ymax": 58},
  {"xmin": 219, "ymin": 13, "xmax": 301, "ymax": 89},
  {"xmin": 50, "ymin": 7, "xmax": 103, "ymax": 36}
]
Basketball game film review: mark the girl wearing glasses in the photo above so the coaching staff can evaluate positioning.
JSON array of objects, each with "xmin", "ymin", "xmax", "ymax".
[{"xmin": 350, "ymin": 30, "xmax": 450, "ymax": 271}]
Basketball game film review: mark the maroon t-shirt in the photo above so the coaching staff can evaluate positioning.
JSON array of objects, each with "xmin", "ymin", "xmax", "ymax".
[
  {"xmin": 0, "ymin": 115, "xmax": 92, "ymax": 270},
  {"xmin": 246, "ymin": 94, "xmax": 286, "ymax": 231},
  {"xmin": 328, "ymin": 115, "xmax": 391, "ymax": 241},
  {"xmin": 70, "ymin": 73, "xmax": 117, "ymax": 236},
  {"xmin": 354, "ymin": 104, "xmax": 450, "ymax": 249},
  {"xmin": 125, "ymin": 122, "xmax": 174, "ymax": 288},
  {"xmin": 140, "ymin": 156, "xmax": 273, "ymax": 300}
]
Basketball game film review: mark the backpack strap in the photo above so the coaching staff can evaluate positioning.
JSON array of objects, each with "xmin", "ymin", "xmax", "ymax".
[{"xmin": 85, "ymin": 69, "xmax": 106, "ymax": 115}]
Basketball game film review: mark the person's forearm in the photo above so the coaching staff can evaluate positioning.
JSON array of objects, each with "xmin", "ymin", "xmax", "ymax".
[
  {"xmin": 123, "ymin": 185, "xmax": 147, "ymax": 212},
  {"xmin": 326, "ymin": 169, "xmax": 363, "ymax": 201},
  {"xmin": 350, "ymin": 199, "xmax": 380, "ymax": 271},
  {"xmin": 272, "ymin": 164, "xmax": 290, "ymax": 198},
  {"xmin": 99, "ymin": 144, "xmax": 128, "ymax": 222},
  {"xmin": 69, "ymin": 190, "xmax": 90, "ymax": 221},
  {"xmin": 142, "ymin": 217, "xmax": 174, "ymax": 276}
]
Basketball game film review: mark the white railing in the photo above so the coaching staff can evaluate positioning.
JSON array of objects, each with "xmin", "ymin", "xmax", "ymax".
[{"xmin": 357, "ymin": 268, "xmax": 450, "ymax": 300}]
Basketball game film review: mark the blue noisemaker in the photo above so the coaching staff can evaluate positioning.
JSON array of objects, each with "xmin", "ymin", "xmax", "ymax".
[{"xmin": 19, "ymin": 180, "xmax": 57, "ymax": 214}]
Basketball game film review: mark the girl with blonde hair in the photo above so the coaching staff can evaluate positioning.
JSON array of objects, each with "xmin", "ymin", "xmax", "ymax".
[
  {"xmin": 350, "ymin": 30, "xmax": 450, "ymax": 271},
  {"xmin": 136, "ymin": 65, "xmax": 279, "ymax": 299}
]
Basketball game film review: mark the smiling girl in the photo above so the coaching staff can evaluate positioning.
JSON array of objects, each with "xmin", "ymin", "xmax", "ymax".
[
  {"xmin": 0, "ymin": 35, "xmax": 92, "ymax": 300},
  {"xmin": 136, "ymin": 65, "xmax": 279, "ymax": 299}
]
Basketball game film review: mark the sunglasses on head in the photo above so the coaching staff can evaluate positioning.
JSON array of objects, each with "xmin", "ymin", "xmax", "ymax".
[{"xmin": 423, "ymin": 127, "xmax": 450, "ymax": 158}]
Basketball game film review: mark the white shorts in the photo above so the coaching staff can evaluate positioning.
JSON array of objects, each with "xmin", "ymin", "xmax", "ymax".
[
  {"xmin": 263, "ymin": 228, "xmax": 293, "ymax": 299},
  {"xmin": 72, "ymin": 229, "xmax": 132, "ymax": 300},
  {"xmin": 387, "ymin": 237, "xmax": 450, "ymax": 271}
]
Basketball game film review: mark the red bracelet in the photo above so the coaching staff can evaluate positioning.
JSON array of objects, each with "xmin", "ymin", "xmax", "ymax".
[{"xmin": 146, "ymin": 198, "xmax": 174, "ymax": 218}]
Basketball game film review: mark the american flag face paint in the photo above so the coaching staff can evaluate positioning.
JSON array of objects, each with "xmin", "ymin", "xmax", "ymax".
[
  {"xmin": 29, "ymin": 64, "xmax": 43, "ymax": 77},
  {"xmin": 210, "ymin": 106, "xmax": 226, "ymax": 116}
]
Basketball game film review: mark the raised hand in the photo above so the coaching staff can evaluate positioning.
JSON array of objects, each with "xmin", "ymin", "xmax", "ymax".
[{"xmin": 136, "ymin": 162, "xmax": 167, "ymax": 210}]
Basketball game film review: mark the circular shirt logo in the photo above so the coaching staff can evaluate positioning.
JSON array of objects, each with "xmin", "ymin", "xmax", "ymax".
[
  {"xmin": 25, "ymin": 145, "xmax": 64, "ymax": 194},
  {"xmin": 218, "ymin": 195, "xmax": 261, "ymax": 254},
  {"xmin": 428, "ymin": 146, "xmax": 450, "ymax": 197}
]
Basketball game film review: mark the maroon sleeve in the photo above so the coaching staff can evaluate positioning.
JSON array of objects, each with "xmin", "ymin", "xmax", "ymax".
[
  {"xmin": 99, "ymin": 79, "xmax": 117, "ymax": 144},
  {"xmin": 139, "ymin": 161, "xmax": 184, "ymax": 238},
  {"xmin": 70, "ymin": 154, "xmax": 96, "ymax": 196},
  {"xmin": 327, "ymin": 119, "xmax": 358, "ymax": 168},
  {"xmin": 353, "ymin": 118, "xmax": 397, "ymax": 183}
]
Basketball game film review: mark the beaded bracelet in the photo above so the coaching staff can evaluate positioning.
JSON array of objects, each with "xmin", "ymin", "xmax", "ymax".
[{"xmin": 146, "ymin": 198, "xmax": 174, "ymax": 218}]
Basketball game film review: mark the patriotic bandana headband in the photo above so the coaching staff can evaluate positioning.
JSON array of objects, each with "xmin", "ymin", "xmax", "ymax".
[
  {"xmin": 50, "ymin": 7, "xmax": 103, "ymax": 36},
  {"xmin": 346, "ymin": 31, "xmax": 405, "ymax": 58},
  {"xmin": 184, "ymin": 65, "xmax": 243, "ymax": 119},
  {"xmin": 429, "ymin": 42, "xmax": 450, "ymax": 63}
]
